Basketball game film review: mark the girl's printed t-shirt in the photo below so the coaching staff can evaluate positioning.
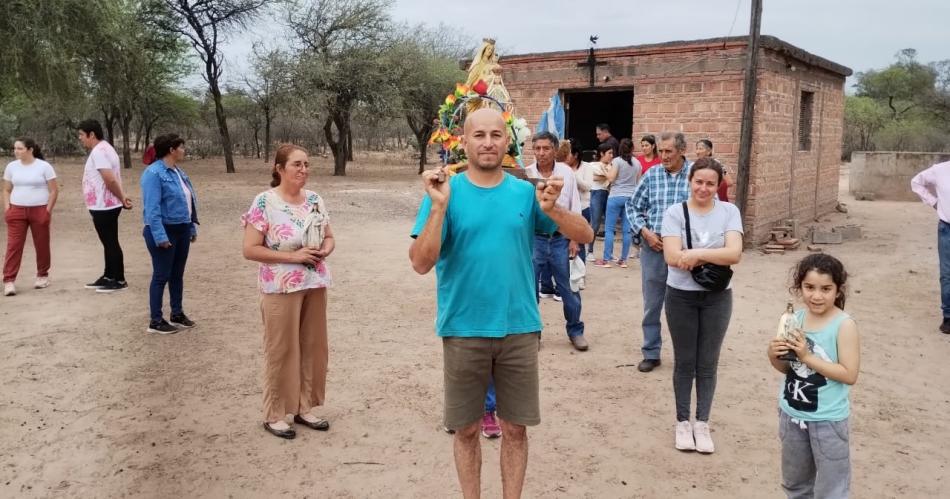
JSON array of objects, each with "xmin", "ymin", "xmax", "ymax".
[
  {"xmin": 3, "ymin": 159, "xmax": 57, "ymax": 206},
  {"xmin": 241, "ymin": 189, "xmax": 332, "ymax": 294},
  {"xmin": 779, "ymin": 310, "xmax": 852, "ymax": 422},
  {"xmin": 82, "ymin": 141, "xmax": 123, "ymax": 210}
]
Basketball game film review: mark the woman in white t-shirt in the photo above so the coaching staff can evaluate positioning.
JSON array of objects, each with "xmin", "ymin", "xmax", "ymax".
[{"xmin": 2, "ymin": 138, "xmax": 58, "ymax": 296}]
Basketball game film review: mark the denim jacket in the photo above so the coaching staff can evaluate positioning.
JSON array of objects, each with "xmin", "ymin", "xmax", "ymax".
[{"xmin": 140, "ymin": 160, "xmax": 199, "ymax": 244}]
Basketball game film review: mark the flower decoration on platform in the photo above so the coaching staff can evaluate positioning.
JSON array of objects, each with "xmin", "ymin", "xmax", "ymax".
[{"xmin": 429, "ymin": 78, "xmax": 529, "ymax": 172}]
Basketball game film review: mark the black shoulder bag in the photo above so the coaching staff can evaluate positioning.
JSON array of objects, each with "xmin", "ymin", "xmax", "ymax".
[{"xmin": 682, "ymin": 202, "xmax": 733, "ymax": 291}]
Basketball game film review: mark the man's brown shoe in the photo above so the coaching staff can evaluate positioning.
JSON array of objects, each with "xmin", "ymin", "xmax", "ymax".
[{"xmin": 570, "ymin": 335, "xmax": 589, "ymax": 351}]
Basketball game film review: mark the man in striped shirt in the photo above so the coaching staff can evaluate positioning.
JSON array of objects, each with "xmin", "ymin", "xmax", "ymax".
[{"xmin": 625, "ymin": 131, "xmax": 692, "ymax": 372}]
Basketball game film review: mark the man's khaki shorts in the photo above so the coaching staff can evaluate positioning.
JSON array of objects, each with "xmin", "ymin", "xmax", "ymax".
[{"xmin": 442, "ymin": 332, "xmax": 540, "ymax": 430}]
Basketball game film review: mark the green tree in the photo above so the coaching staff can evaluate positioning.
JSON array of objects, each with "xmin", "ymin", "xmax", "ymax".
[
  {"xmin": 286, "ymin": 0, "xmax": 393, "ymax": 176},
  {"xmin": 147, "ymin": 0, "xmax": 269, "ymax": 172},
  {"xmin": 246, "ymin": 43, "xmax": 292, "ymax": 163},
  {"xmin": 388, "ymin": 26, "xmax": 469, "ymax": 173}
]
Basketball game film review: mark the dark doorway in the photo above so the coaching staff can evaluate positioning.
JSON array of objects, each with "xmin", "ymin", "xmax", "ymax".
[{"xmin": 564, "ymin": 89, "xmax": 634, "ymax": 161}]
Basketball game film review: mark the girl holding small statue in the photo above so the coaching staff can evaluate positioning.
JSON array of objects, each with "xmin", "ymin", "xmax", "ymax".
[{"xmin": 767, "ymin": 254, "xmax": 860, "ymax": 499}]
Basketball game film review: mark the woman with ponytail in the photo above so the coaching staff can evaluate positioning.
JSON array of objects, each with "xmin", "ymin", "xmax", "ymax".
[
  {"xmin": 3, "ymin": 138, "xmax": 58, "ymax": 296},
  {"xmin": 241, "ymin": 144, "xmax": 335, "ymax": 439}
]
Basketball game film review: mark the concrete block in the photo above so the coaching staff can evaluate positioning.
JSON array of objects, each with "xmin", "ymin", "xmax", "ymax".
[
  {"xmin": 833, "ymin": 225, "xmax": 862, "ymax": 241},
  {"xmin": 811, "ymin": 230, "xmax": 843, "ymax": 244}
]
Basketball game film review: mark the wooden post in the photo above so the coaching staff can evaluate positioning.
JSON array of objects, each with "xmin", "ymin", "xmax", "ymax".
[{"xmin": 735, "ymin": 0, "xmax": 763, "ymax": 220}]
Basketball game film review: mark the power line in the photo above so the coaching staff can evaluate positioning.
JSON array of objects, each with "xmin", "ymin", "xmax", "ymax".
[{"xmin": 725, "ymin": 0, "xmax": 744, "ymax": 38}]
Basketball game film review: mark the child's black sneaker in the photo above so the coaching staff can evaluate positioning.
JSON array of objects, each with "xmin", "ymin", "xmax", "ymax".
[
  {"xmin": 169, "ymin": 314, "xmax": 195, "ymax": 329},
  {"xmin": 147, "ymin": 320, "xmax": 179, "ymax": 335}
]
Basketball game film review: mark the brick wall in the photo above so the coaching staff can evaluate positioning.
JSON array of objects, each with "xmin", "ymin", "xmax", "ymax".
[{"xmin": 499, "ymin": 39, "xmax": 847, "ymax": 242}]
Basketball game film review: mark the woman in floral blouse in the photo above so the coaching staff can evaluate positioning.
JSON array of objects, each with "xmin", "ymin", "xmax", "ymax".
[{"xmin": 241, "ymin": 144, "xmax": 335, "ymax": 439}]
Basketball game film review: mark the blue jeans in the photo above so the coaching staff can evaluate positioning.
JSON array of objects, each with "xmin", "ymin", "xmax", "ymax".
[
  {"xmin": 940, "ymin": 221, "xmax": 950, "ymax": 318},
  {"xmin": 603, "ymin": 196, "xmax": 632, "ymax": 261},
  {"xmin": 533, "ymin": 234, "xmax": 584, "ymax": 338},
  {"xmin": 640, "ymin": 245, "xmax": 668, "ymax": 359},
  {"xmin": 485, "ymin": 379, "xmax": 496, "ymax": 412},
  {"xmin": 579, "ymin": 207, "xmax": 591, "ymax": 262},
  {"xmin": 588, "ymin": 189, "xmax": 608, "ymax": 254},
  {"xmin": 143, "ymin": 224, "xmax": 191, "ymax": 323}
]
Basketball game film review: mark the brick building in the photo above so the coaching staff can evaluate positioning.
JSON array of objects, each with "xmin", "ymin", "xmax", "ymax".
[{"xmin": 499, "ymin": 35, "xmax": 852, "ymax": 243}]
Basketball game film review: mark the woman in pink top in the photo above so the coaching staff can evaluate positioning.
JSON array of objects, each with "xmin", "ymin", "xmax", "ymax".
[{"xmin": 242, "ymin": 144, "xmax": 336, "ymax": 439}]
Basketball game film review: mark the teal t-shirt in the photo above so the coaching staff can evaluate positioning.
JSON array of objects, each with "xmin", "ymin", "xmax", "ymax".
[
  {"xmin": 411, "ymin": 173, "xmax": 557, "ymax": 337},
  {"xmin": 778, "ymin": 310, "xmax": 852, "ymax": 421}
]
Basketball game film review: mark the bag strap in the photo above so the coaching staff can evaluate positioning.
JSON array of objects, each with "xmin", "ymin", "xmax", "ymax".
[{"xmin": 682, "ymin": 201, "xmax": 693, "ymax": 249}]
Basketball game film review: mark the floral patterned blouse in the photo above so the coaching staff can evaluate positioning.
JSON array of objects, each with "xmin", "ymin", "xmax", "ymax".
[{"xmin": 241, "ymin": 189, "xmax": 332, "ymax": 294}]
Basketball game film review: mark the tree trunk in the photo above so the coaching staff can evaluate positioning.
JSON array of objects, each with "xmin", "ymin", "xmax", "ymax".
[
  {"xmin": 264, "ymin": 107, "xmax": 272, "ymax": 163},
  {"xmin": 102, "ymin": 106, "xmax": 117, "ymax": 145},
  {"xmin": 345, "ymin": 127, "xmax": 354, "ymax": 162},
  {"xmin": 416, "ymin": 123, "xmax": 432, "ymax": 174},
  {"xmin": 119, "ymin": 113, "xmax": 133, "ymax": 169},
  {"xmin": 324, "ymin": 112, "xmax": 349, "ymax": 176},
  {"xmin": 208, "ymin": 80, "xmax": 236, "ymax": 173},
  {"xmin": 253, "ymin": 125, "xmax": 261, "ymax": 159}
]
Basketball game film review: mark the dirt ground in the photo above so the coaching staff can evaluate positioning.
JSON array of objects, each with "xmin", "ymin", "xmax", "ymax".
[{"xmin": 0, "ymin": 154, "xmax": 947, "ymax": 498}]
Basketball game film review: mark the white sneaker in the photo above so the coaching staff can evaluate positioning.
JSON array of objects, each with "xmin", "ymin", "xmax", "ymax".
[
  {"xmin": 3, "ymin": 282, "xmax": 15, "ymax": 296},
  {"xmin": 34, "ymin": 276, "xmax": 49, "ymax": 289},
  {"xmin": 585, "ymin": 253, "xmax": 596, "ymax": 262},
  {"xmin": 693, "ymin": 421, "xmax": 715, "ymax": 454},
  {"xmin": 675, "ymin": 421, "xmax": 695, "ymax": 451}
]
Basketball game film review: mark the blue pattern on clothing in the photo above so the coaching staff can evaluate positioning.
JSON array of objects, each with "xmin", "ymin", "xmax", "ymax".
[{"xmin": 625, "ymin": 159, "xmax": 693, "ymax": 234}]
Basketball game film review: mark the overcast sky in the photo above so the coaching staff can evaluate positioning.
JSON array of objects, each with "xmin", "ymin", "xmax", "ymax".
[{"xmin": 214, "ymin": 0, "xmax": 949, "ymax": 90}]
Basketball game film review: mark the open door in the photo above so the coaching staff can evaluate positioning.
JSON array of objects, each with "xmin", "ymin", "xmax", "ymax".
[{"xmin": 564, "ymin": 89, "xmax": 634, "ymax": 161}]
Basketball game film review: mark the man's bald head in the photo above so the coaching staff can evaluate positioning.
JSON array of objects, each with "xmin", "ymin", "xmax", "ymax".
[
  {"xmin": 463, "ymin": 107, "xmax": 507, "ymax": 133},
  {"xmin": 462, "ymin": 107, "xmax": 509, "ymax": 171}
]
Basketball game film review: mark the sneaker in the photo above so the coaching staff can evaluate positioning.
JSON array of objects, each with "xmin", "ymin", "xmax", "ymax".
[
  {"xmin": 3, "ymin": 282, "xmax": 15, "ymax": 296},
  {"xmin": 34, "ymin": 276, "xmax": 49, "ymax": 289},
  {"xmin": 593, "ymin": 259, "xmax": 611, "ymax": 268},
  {"xmin": 585, "ymin": 252, "xmax": 596, "ymax": 262},
  {"xmin": 941, "ymin": 318, "xmax": 950, "ymax": 334},
  {"xmin": 552, "ymin": 294, "xmax": 562, "ymax": 302},
  {"xmin": 693, "ymin": 421, "xmax": 715, "ymax": 454},
  {"xmin": 675, "ymin": 421, "xmax": 695, "ymax": 451},
  {"xmin": 169, "ymin": 313, "xmax": 196, "ymax": 329},
  {"xmin": 85, "ymin": 276, "xmax": 111, "ymax": 289},
  {"xmin": 96, "ymin": 280, "xmax": 128, "ymax": 293},
  {"xmin": 538, "ymin": 292, "xmax": 556, "ymax": 299},
  {"xmin": 617, "ymin": 260, "xmax": 628, "ymax": 268},
  {"xmin": 481, "ymin": 411, "xmax": 502, "ymax": 439},
  {"xmin": 146, "ymin": 320, "xmax": 179, "ymax": 335}
]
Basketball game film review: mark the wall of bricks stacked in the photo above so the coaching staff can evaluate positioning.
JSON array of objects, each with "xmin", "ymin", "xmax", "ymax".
[
  {"xmin": 746, "ymin": 51, "xmax": 846, "ymax": 241},
  {"xmin": 499, "ymin": 39, "xmax": 847, "ymax": 242}
]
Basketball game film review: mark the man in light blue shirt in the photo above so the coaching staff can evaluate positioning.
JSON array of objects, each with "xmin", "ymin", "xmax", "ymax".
[
  {"xmin": 626, "ymin": 131, "xmax": 692, "ymax": 372},
  {"xmin": 410, "ymin": 108, "xmax": 593, "ymax": 499}
]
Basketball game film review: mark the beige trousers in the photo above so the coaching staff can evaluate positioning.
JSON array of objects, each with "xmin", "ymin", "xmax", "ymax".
[{"xmin": 260, "ymin": 287, "xmax": 328, "ymax": 422}]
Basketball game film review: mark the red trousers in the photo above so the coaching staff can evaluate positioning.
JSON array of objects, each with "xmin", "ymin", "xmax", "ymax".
[{"xmin": 3, "ymin": 205, "xmax": 51, "ymax": 282}]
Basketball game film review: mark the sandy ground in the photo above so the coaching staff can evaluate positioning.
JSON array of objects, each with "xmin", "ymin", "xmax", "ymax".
[{"xmin": 0, "ymin": 155, "xmax": 948, "ymax": 499}]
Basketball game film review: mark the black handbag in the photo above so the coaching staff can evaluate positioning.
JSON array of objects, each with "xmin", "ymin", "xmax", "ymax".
[{"xmin": 682, "ymin": 202, "xmax": 733, "ymax": 291}]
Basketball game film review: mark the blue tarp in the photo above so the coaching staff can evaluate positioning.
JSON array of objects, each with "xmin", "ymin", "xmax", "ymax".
[{"xmin": 536, "ymin": 93, "xmax": 565, "ymax": 139}]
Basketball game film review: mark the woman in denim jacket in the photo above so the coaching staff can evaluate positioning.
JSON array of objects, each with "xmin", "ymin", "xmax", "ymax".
[{"xmin": 140, "ymin": 134, "xmax": 199, "ymax": 334}]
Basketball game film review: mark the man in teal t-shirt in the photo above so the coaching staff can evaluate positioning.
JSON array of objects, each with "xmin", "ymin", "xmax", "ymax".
[{"xmin": 409, "ymin": 108, "xmax": 593, "ymax": 498}]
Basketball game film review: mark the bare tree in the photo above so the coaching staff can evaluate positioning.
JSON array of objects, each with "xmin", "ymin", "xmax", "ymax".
[{"xmin": 149, "ymin": 0, "xmax": 268, "ymax": 173}]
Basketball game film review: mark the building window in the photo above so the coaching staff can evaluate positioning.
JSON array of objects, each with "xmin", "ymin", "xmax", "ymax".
[{"xmin": 798, "ymin": 91, "xmax": 814, "ymax": 151}]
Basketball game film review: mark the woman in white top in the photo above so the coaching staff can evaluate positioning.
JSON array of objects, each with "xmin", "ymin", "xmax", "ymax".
[
  {"xmin": 566, "ymin": 139, "xmax": 595, "ymax": 261},
  {"xmin": 587, "ymin": 144, "xmax": 613, "ymax": 259},
  {"xmin": 2, "ymin": 138, "xmax": 58, "ymax": 296}
]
